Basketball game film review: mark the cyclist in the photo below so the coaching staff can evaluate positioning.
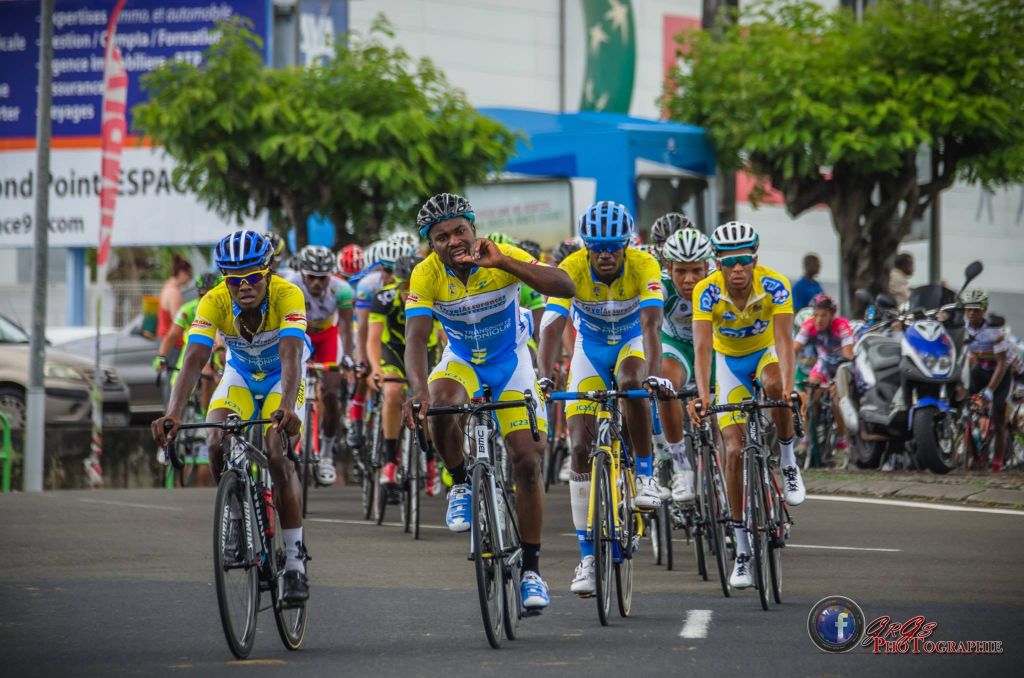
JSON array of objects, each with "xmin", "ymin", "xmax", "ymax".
[
  {"xmin": 537, "ymin": 201, "xmax": 670, "ymax": 597},
  {"xmin": 337, "ymin": 244, "xmax": 364, "ymax": 281},
  {"xmin": 657, "ymin": 228, "xmax": 715, "ymax": 502},
  {"xmin": 686, "ymin": 221, "xmax": 804, "ymax": 590},
  {"xmin": 282, "ymin": 245, "xmax": 355, "ymax": 485},
  {"xmin": 544, "ymin": 238, "xmax": 583, "ymax": 483},
  {"xmin": 650, "ymin": 212, "xmax": 693, "ymax": 255},
  {"xmin": 264, "ymin": 231, "xmax": 288, "ymax": 274},
  {"xmin": 403, "ymin": 193, "xmax": 575, "ymax": 611},
  {"xmin": 792, "ymin": 293, "xmax": 854, "ymax": 455},
  {"xmin": 154, "ymin": 272, "xmax": 224, "ymax": 487},
  {"xmin": 152, "ymin": 230, "xmax": 311, "ymax": 604},
  {"xmin": 347, "ymin": 239, "xmax": 392, "ymax": 449},
  {"xmin": 964, "ymin": 289, "xmax": 1012, "ymax": 471},
  {"xmin": 368, "ymin": 254, "xmax": 442, "ymax": 495}
]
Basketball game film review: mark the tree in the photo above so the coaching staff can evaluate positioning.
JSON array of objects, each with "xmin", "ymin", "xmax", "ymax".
[
  {"xmin": 665, "ymin": 0, "xmax": 1024, "ymax": 297},
  {"xmin": 133, "ymin": 17, "xmax": 517, "ymax": 249}
]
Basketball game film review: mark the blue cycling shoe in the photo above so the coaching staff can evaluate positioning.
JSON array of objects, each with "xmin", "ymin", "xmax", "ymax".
[
  {"xmin": 445, "ymin": 484, "xmax": 472, "ymax": 533},
  {"xmin": 520, "ymin": 571, "xmax": 550, "ymax": 610}
]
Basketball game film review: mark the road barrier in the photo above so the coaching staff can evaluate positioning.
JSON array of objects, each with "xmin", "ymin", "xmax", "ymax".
[{"xmin": 0, "ymin": 411, "xmax": 12, "ymax": 492}]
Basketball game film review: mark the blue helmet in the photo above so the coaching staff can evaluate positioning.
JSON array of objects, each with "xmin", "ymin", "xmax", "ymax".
[
  {"xmin": 577, "ymin": 201, "xmax": 635, "ymax": 246},
  {"xmin": 214, "ymin": 230, "xmax": 273, "ymax": 271}
]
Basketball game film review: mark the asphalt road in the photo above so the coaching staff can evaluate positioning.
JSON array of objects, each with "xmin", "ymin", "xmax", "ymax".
[{"xmin": 2, "ymin": 484, "xmax": 1021, "ymax": 677}]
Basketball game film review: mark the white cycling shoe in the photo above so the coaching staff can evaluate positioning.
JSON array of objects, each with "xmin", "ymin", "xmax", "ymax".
[
  {"xmin": 558, "ymin": 456, "xmax": 572, "ymax": 483},
  {"xmin": 570, "ymin": 556, "xmax": 596, "ymax": 597},
  {"xmin": 730, "ymin": 553, "xmax": 753, "ymax": 589},
  {"xmin": 781, "ymin": 465, "xmax": 806, "ymax": 506},
  {"xmin": 634, "ymin": 474, "xmax": 663, "ymax": 510},
  {"xmin": 317, "ymin": 458, "xmax": 337, "ymax": 486},
  {"xmin": 671, "ymin": 470, "xmax": 695, "ymax": 503}
]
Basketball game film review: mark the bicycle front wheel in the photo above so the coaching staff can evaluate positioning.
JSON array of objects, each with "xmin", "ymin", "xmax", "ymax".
[
  {"xmin": 591, "ymin": 452, "xmax": 613, "ymax": 626},
  {"xmin": 471, "ymin": 464, "xmax": 504, "ymax": 649},
  {"xmin": 301, "ymin": 405, "xmax": 314, "ymax": 518},
  {"xmin": 704, "ymin": 455, "xmax": 730, "ymax": 597},
  {"xmin": 747, "ymin": 451, "xmax": 769, "ymax": 611},
  {"xmin": 271, "ymin": 504, "xmax": 308, "ymax": 650},
  {"xmin": 213, "ymin": 471, "xmax": 259, "ymax": 659}
]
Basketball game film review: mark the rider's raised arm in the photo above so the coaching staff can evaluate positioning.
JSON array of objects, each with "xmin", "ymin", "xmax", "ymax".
[{"xmin": 493, "ymin": 244, "xmax": 575, "ymax": 299}]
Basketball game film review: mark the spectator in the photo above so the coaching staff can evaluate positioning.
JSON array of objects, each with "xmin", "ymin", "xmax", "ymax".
[
  {"xmin": 792, "ymin": 253, "xmax": 825, "ymax": 310},
  {"xmin": 889, "ymin": 252, "xmax": 914, "ymax": 306},
  {"xmin": 157, "ymin": 254, "xmax": 192, "ymax": 339}
]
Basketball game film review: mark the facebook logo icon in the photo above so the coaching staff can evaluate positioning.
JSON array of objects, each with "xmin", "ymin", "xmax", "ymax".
[{"xmin": 809, "ymin": 596, "xmax": 865, "ymax": 653}]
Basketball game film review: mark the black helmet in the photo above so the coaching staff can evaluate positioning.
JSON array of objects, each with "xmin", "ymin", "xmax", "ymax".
[
  {"xmin": 394, "ymin": 254, "xmax": 423, "ymax": 280},
  {"xmin": 298, "ymin": 245, "xmax": 335, "ymax": 275},
  {"xmin": 650, "ymin": 212, "xmax": 693, "ymax": 246},
  {"xmin": 417, "ymin": 193, "xmax": 475, "ymax": 239},
  {"xmin": 517, "ymin": 239, "xmax": 541, "ymax": 260},
  {"xmin": 552, "ymin": 238, "xmax": 581, "ymax": 265}
]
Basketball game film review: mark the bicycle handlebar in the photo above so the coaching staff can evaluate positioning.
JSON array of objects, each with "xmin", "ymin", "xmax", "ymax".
[
  {"xmin": 703, "ymin": 394, "xmax": 804, "ymax": 438},
  {"xmin": 545, "ymin": 389, "xmax": 653, "ymax": 402},
  {"xmin": 162, "ymin": 412, "xmax": 295, "ymax": 467},
  {"xmin": 411, "ymin": 391, "xmax": 541, "ymax": 443}
]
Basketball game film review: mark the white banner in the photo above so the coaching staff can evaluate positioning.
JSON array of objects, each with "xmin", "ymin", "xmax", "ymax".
[
  {"xmin": 464, "ymin": 179, "xmax": 575, "ymax": 248},
  {"xmin": 0, "ymin": 147, "xmax": 260, "ymax": 248}
]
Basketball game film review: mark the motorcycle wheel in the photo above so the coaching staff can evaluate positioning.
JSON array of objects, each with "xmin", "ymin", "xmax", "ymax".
[
  {"xmin": 913, "ymin": 406, "xmax": 957, "ymax": 474},
  {"xmin": 850, "ymin": 432, "xmax": 887, "ymax": 469}
]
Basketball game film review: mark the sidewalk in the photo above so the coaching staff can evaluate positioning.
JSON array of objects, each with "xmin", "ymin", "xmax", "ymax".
[{"xmin": 802, "ymin": 468, "xmax": 1024, "ymax": 509}]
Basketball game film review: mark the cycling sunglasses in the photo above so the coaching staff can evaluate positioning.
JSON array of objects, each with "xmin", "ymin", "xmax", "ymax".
[
  {"xmin": 588, "ymin": 241, "xmax": 625, "ymax": 254},
  {"xmin": 718, "ymin": 254, "xmax": 755, "ymax": 268},
  {"xmin": 223, "ymin": 269, "xmax": 269, "ymax": 287}
]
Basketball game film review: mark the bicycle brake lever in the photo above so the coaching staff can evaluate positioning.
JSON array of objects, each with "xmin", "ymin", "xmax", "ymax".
[
  {"xmin": 162, "ymin": 420, "xmax": 183, "ymax": 469},
  {"xmin": 790, "ymin": 393, "xmax": 805, "ymax": 439},
  {"xmin": 524, "ymin": 391, "xmax": 540, "ymax": 442}
]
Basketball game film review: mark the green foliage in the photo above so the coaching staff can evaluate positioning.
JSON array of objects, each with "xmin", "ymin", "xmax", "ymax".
[
  {"xmin": 132, "ymin": 16, "xmax": 517, "ymax": 248},
  {"xmin": 665, "ymin": 0, "xmax": 1024, "ymax": 292}
]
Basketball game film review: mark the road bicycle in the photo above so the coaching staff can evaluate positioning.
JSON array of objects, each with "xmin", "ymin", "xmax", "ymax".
[
  {"xmin": 412, "ymin": 390, "xmax": 540, "ymax": 649},
  {"xmin": 543, "ymin": 362, "xmax": 570, "ymax": 491},
  {"xmin": 370, "ymin": 376, "xmax": 424, "ymax": 537},
  {"xmin": 799, "ymin": 381, "xmax": 837, "ymax": 469},
  {"xmin": 164, "ymin": 413, "xmax": 308, "ymax": 658},
  {"xmin": 956, "ymin": 394, "xmax": 994, "ymax": 470},
  {"xmin": 547, "ymin": 388, "xmax": 652, "ymax": 626},
  {"xmin": 158, "ymin": 367, "xmax": 214, "ymax": 488},
  {"xmin": 706, "ymin": 386, "xmax": 802, "ymax": 610}
]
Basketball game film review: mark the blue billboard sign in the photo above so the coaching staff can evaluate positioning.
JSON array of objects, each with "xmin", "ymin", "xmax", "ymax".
[{"xmin": 0, "ymin": 0, "xmax": 270, "ymax": 141}]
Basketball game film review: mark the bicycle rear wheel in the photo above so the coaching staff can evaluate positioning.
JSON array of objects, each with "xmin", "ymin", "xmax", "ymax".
[
  {"xmin": 614, "ymin": 467, "xmax": 635, "ymax": 618},
  {"xmin": 372, "ymin": 409, "xmax": 389, "ymax": 526},
  {"xmin": 213, "ymin": 471, "xmax": 259, "ymax": 659},
  {"xmin": 689, "ymin": 503, "xmax": 705, "ymax": 579},
  {"xmin": 470, "ymin": 464, "xmax": 504, "ymax": 649},
  {"xmin": 767, "ymin": 479, "xmax": 784, "ymax": 605},
  {"xmin": 407, "ymin": 428, "xmax": 421, "ymax": 540},
  {"xmin": 271, "ymin": 500, "xmax": 308, "ymax": 650},
  {"xmin": 747, "ymin": 450, "xmax": 769, "ymax": 611},
  {"xmin": 301, "ymin": 404, "xmax": 314, "ymax": 518},
  {"xmin": 591, "ymin": 452, "xmax": 614, "ymax": 626},
  {"xmin": 500, "ymin": 485, "xmax": 522, "ymax": 641}
]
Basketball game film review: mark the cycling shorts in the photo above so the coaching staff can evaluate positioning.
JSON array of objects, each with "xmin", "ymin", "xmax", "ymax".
[
  {"xmin": 565, "ymin": 335, "xmax": 645, "ymax": 418},
  {"xmin": 308, "ymin": 324, "xmax": 340, "ymax": 365},
  {"xmin": 380, "ymin": 342, "xmax": 406, "ymax": 379},
  {"xmin": 808, "ymin": 357, "xmax": 840, "ymax": 384},
  {"xmin": 969, "ymin": 364, "xmax": 1011, "ymax": 414},
  {"xmin": 429, "ymin": 340, "xmax": 548, "ymax": 436},
  {"xmin": 662, "ymin": 334, "xmax": 695, "ymax": 385},
  {"xmin": 209, "ymin": 362, "xmax": 307, "ymax": 430},
  {"xmin": 715, "ymin": 346, "xmax": 778, "ymax": 427}
]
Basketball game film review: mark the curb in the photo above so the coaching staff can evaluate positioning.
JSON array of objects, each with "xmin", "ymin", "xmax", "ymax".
[{"xmin": 803, "ymin": 478, "xmax": 1024, "ymax": 510}]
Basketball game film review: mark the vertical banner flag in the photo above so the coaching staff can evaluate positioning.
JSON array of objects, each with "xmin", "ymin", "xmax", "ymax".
[
  {"xmin": 579, "ymin": 0, "xmax": 636, "ymax": 113},
  {"xmin": 88, "ymin": 0, "xmax": 128, "ymax": 488}
]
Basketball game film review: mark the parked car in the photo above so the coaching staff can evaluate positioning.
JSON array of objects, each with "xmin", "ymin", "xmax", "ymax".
[
  {"xmin": 0, "ymin": 313, "xmax": 131, "ymax": 430},
  {"xmin": 51, "ymin": 315, "xmax": 167, "ymax": 425}
]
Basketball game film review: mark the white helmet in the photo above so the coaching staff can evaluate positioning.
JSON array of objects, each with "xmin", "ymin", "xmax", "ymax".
[
  {"xmin": 389, "ymin": 230, "xmax": 418, "ymax": 250},
  {"xmin": 375, "ymin": 237, "xmax": 416, "ymax": 268},
  {"xmin": 711, "ymin": 221, "xmax": 759, "ymax": 254},
  {"xmin": 364, "ymin": 240, "xmax": 385, "ymax": 266},
  {"xmin": 662, "ymin": 228, "xmax": 713, "ymax": 263}
]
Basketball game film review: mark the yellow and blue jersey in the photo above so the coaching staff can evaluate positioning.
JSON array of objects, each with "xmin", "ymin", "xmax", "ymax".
[
  {"xmin": 405, "ymin": 243, "xmax": 540, "ymax": 365},
  {"xmin": 691, "ymin": 264, "xmax": 793, "ymax": 357},
  {"xmin": 545, "ymin": 247, "xmax": 664, "ymax": 346},
  {"xmin": 188, "ymin": 275, "xmax": 309, "ymax": 376}
]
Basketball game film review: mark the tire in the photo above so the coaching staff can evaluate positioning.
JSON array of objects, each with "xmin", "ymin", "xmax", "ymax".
[
  {"xmin": 0, "ymin": 385, "xmax": 26, "ymax": 430},
  {"xmin": 407, "ymin": 428, "xmax": 421, "ymax": 540},
  {"xmin": 615, "ymin": 468, "xmax": 635, "ymax": 618},
  {"xmin": 301, "ymin": 404, "xmax": 314, "ymax": 519},
  {"xmin": 650, "ymin": 511, "xmax": 662, "ymax": 566},
  {"xmin": 690, "ymin": 503, "xmax": 704, "ymax": 580},
  {"xmin": 500, "ymin": 486, "xmax": 522, "ymax": 641},
  {"xmin": 213, "ymin": 471, "xmax": 259, "ymax": 659},
  {"xmin": 471, "ymin": 464, "xmax": 504, "ymax": 649},
  {"xmin": 913, "ymin": 406, "xmax": 957, "ymax": 474},
  {"xmin": 662, "ymin": 503, "xmax": 676, "ymax": 572},
  {"xmin": 747, "ymin": 450, "xmax": 769, "ymax": 611},
  {"xmin": 703, "ymin": 452, "xmax": 730, "ymax": 598},
  {"xmin": 592, "ymin": 452, "xmax": 613, "ymax": 626},
  {"xmin": 272, "ymin": 494, "xmax": 308, "ymax": 650},
  {"xmin": 372, "ymin": 410, "xmax": 389, "ymax": 525},
  {"xmin": 851, "ymin": 432, "xmax": 887, "ymax": 469},
  {"xmin": 767, "ymin": 481, "xmax": 784, "ymax": 605}
]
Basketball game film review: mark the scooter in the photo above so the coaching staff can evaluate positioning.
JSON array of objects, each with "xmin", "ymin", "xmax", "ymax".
[{"xmin": 836, "ymin": 261, "xmax": 983, "ymax": 473}]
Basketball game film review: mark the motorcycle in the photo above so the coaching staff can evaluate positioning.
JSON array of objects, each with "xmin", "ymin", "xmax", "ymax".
[{"xmin": 836, "ymin": 261, "xmax": 983, "ymax": 473}]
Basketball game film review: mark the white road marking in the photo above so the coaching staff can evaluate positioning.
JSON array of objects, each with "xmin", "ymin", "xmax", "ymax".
[
  {"xmin": 77, "ymin": 498, "xmax": 183, "ymax": 512},
  {"xmin": 806, "ymin": 494, "xmax": 1024, "ymax": 516},
  {"xmin": 309, "ymin": 517, "xmax": 448, "ymax": 531},
  {"xmin": 786, "ymin": 544, "xmax": 900, "ymax": 553},
  {"xmin": 679, "ymin": 610, "xmax": 712, "ymax": 638}
]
